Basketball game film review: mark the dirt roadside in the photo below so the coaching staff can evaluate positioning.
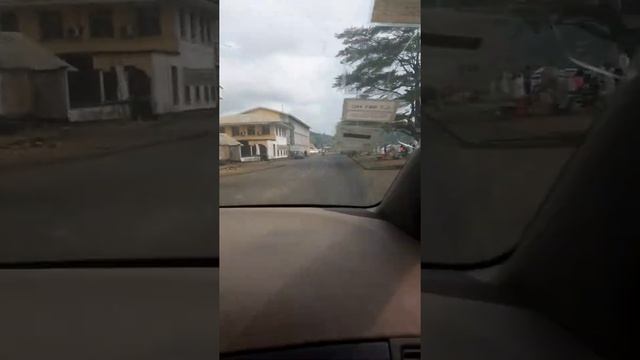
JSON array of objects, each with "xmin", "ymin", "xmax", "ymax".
[
  {"xmin": 350, "ymin": 154, "xmax": 408, "ymax": 170},
  {"xmin": 0, "ymin": 114, "xmax": 216, "ymax": 171},
  {"xmin": 219, "ymin": 160, "xmax": 289, "ymax": 177}
]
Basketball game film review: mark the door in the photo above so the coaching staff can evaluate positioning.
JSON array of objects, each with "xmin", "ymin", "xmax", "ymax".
[
  {"xmin": 258, "ymin": 144, "xmax": 268, "ymax": 160},
  {"xmin": 171, "ymin": 66, "xmax": 179, "ymax": 106}
]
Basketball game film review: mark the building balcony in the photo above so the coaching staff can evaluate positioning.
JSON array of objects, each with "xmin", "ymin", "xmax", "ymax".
[{"xmin": 230, "ymin": 134, "xmax": 277, "ymax": 141}]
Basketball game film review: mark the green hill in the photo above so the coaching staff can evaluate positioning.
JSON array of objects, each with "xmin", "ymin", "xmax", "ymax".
[{"xmin": 310, "ymin": 132, "xmax": 334, "ymax": 148}]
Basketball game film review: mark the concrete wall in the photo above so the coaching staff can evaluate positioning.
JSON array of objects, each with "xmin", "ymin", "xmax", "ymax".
[
  {"xmin": 0, "ymin": 70, "xmax": 70, "ymax": 120},
  {"xmin": 68, "ymin": 104, "xmax": 129, "ymax": 122},
  {"xmin": 0, "ymin": 70, "xmax": 33, "ymax": 117},
  {"xmin": 220, "ymin": 145, "xmax": 241, "ymax": 162},
  {"xmin": 148, "ymin": 6, "xmax": 217, "ymax": 115},
  {"xmin": 91, "ymin": 44, "xmax": 216, "ymax": 115},
  {"xmin": 7, "ymin": 3, "xmax": 179, "ymax": 54},
  {"xmin": 290, "ymin": 119, "xmax": 310, "ymax": 150},
  {"xmin": 219, "ymin": 145, "xmax": 230, "ymax": 161},
  {"xmin": 219, "ymin": 124, "xmax": 278, "ymax": 141},
  {"xmin": 33, "ymin": 69, "xmax": 70, "ymax": 119},
  {"xmin": 94, "ymin": 53, "xmax": 153, "ymax": 74}
]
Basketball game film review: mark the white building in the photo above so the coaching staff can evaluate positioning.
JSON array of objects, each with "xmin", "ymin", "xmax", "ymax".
[
  {"xmin": 220, "ymin": 107, "xmax": 311, "ymax": 160},
  {"xmin": 0, "ymin": 0, "xmax": 218, "ymax": 121}
]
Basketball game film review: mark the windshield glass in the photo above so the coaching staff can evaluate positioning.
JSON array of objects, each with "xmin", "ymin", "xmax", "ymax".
[
  {"xmin": 422, "ymin": 0, "xmax": 639, "ymax": 265},
  {"xmin": 219, "ymin": 0, "xmax": 420, "ymax": 207}
]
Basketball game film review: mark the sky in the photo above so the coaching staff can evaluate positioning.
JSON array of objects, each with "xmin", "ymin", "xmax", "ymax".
[{"xmin": 220, "ymin": 0, "xmax": 374, "ymax": 135}]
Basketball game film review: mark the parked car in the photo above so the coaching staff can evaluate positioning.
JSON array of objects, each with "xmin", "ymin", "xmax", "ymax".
[{"xmin": 291, "ymin": 151, "xmax": 305, "ymax": 159}]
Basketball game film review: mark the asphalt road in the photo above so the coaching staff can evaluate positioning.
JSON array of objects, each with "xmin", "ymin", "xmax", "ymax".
[
  {"xmin": 220, "ymin": 154, "xmax": 399, "ymax": 207},
  {"xmin": 0, "ymin": 135, "xmax": 218, "ymax": 263}
]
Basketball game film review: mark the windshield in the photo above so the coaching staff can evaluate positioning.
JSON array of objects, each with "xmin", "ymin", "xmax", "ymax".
[
  {"xmin": 422, "ymin": 0, "xmax": 639, "ymax": 265},
  {"xmin": 219, "ymin": 0, "xmax": 420, "ymax": 207}
]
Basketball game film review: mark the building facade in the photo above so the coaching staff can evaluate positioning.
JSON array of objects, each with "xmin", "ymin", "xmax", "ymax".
[
  {"xmin": 220, "ymin": 107, "xmax": 311, "ymax": 161},
  {"xmin": 0, "ymin": 0, "xmax": 218, "ymax": 121}
]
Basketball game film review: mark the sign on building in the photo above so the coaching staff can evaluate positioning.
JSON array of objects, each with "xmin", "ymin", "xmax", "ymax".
[
  {"xmin": 334, "ymin": 123, "xmax": 385, "ymax": 153},
  {"xmin": 341, "ymin": 98, "xmax": 398, "ymax": 123},
  {"xmin": 370, "ymin": 0, "xmax": 420, "ymax": 27}
]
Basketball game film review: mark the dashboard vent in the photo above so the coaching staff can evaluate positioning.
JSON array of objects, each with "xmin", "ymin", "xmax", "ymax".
[
  {"xmin": 401, "ymin": 344, "xmax": 421, "ymax": 359},
  {"xmin": 390, "ymin": 338, "xmax": 420, "ymax": 360}
]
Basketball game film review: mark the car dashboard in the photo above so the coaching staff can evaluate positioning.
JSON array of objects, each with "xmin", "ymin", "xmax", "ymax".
[{"xmin": 219, "ymin": 207, "xmax": 420, "ymax": 358}]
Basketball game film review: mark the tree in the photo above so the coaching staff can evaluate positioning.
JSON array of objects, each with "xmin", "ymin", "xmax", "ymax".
[{"xmin": 333, "ymin": 26, "xmax": 421, "ymax": 139}]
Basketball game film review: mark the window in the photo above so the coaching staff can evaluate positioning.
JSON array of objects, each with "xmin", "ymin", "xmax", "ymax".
[
  {"xmin": 171, "ymin": 66, "xmax": 179, "ymax": 105},
  {"xmin": 247, "ymin": 126, "xmax": 255, "ymax": 135},
  {"xmin": 232, "ymin": 127, "xmax": 239, "ymax": 136},
  {"xmin": 195, "ymin": 86, "xmax": 201, "ymax": 102},
  {"xmin": 184, "ymin": 85, "xmax": 191, "ymax": 104},
  {"xmin": 204, "ymin": 85, "xmax": 210, "ymax": 103},
  {"xmin": 89, "ymin": 10, "xmax": 114, "ymax": 38},
  {"xmin": 190, "ymin": 13, "xmax": 197, "ymax": 42},
  {"xmin": 200, "ymin": 17, "xmax": 207, "ymax": 43},
  {"xmin": 209, "ymin": 20, "xmax": 215, "ymax": 43},
  {"xmin": 179, "ymin": 8, "xmax": 187, "ymax": 38},
  {"xmin": 103, "ymin": 69, "xmax": 118, "ymax": 102},
  {"xmin": 136, "ymin": 6, "xmax": 161, "ymax": 36},
  {"xmin": 38, "ymin": 11, "xmax": 63, "ymax": 40},
  {"xmin": 262, "ymin": 125, "xmax": 270, "ymax": 135},
  {"xmin": 0, "ymin": 11, "xmax": 19, "ymax": 32}
]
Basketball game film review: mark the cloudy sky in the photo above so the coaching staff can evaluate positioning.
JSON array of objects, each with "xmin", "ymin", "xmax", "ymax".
[{"xmin": 220, "ymin": 0, "xmax": 374, "ymax": 135}]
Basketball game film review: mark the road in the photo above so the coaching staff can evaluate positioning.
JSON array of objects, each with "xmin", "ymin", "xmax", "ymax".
[
  {"xmin": 0, "ymin": 135, "xmax": 218, "ymax": 263},
  {"xmin": 220, "ymin": 154, "xmax": 399, "ymax": 206}
]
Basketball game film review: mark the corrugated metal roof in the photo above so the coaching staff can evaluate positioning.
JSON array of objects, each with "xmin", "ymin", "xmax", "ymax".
[
  {"xmin": 219, "ymin": 133, "xmax": 241, "ymax": 146},
  {"xmin": 0, "ymin": 32, "xmax": 75, "ymax": 71}
]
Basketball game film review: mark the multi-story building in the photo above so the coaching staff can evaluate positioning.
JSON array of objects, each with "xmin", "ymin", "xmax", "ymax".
[
  {"xmin": 220, "ymin": 107, "xmax": 311, "ymax": 161},
  {"xmin": 0, "ymin": 0, "xmax": 218, "ymax": 121}
]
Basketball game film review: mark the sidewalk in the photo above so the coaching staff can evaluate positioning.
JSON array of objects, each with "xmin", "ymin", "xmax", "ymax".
[
  {"xmin": 0, "ymin": 111, "xmax": 216, "ymax": 171},
  {"xmin": 351, "ymin": 154, "xmax": 407, "ymax": 170},
  {"xmin": 220, "ymin": 159, "xmax": 288, "ymax": 177}
]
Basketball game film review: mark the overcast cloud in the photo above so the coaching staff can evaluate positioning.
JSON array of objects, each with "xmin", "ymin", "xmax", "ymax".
[{"xmin": 220, "ymin": 0, "xmax": 374, "ymax": 134}]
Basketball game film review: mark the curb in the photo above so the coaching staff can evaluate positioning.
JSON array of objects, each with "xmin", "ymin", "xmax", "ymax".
[
  {"xmin": 220, "ymin": 164, "xmax": 287, "ymax": 177},
  {"xmin": 0, "ymin": 130, "xmax": 213, "ymax": 173},
  {"xmin": 349, "ymin": 156, "xmax": 405, "ymax": 171}
]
